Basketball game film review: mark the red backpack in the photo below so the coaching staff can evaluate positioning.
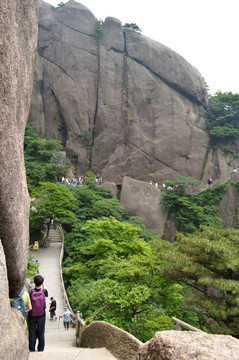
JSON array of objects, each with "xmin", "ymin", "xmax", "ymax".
[{"xmin": 30, "ymin": 289, "xmax": 46, "ymax": 317}]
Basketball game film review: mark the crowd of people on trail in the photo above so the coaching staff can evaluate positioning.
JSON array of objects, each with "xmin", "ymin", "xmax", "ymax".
[
  {"xmin": 61, "ymin": 175, "xmax": 103, "ymax": 186},
  {"xmin": 11, "ymin": 274, "xmax": 75, "ymax": 352},
  {"xmin": 149, "ymin": 180, "xmax": 176, "ymax": 190}
]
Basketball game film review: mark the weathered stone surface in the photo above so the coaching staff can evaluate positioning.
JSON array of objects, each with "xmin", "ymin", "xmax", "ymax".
[
  {"xmin": 163, "ymin": 216, "xmax": 178, "ymax": 242},
  {"xmin": 202, "ymin": 148, "xmax": 231, "ymax": 184},
  {"xmin": 125, "ymin": 30, "xmax": 208, "ymax": 107},
  {"xmin": 80, "ymin": 321, "xmax": 143, "ymax": 360},
  {"xmin": 30, "ymin": 0, "xmax": 98, "ymax": 175},
  {"xmin": 218, "ymin": 184, "xmax": 239, "ymax": 227},
  {"xmin": 120, "ymin": 177, "xmax": 168, "ymax": 236},
  {"xmin": 0, "ymin": 0, "xmax": 38, "ymax": 298},
  {"xmin": 103, "ymin": 182, "xmax": 118, "ymax": 198},
  {"xmin": 30, "ymin": 1, "xmax": 209, "ymax": 185},
  {"xmin": 135, "ymin": 330, "xmax": 239, "ymax": 360},
  {"xmin": 0, "ymin": 241, "xmax": 29, "ymax": 359}
]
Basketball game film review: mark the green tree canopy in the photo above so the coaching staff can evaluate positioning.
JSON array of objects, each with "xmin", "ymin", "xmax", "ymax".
[
  {"xmin": 30, "ymin": 182, "xmax": 76, "ymax": 242},
  {"xmin": 157, "ymin": 225, "xmax": 239, "ymax": 335},
  {"xmin": 161, "ymin": 180, "xmax": 227, "ymax": 233},
  {"xmin": 24, "ymin": 122, "xmax": 70, "ymax": 193},
  {"xmin": 63, "ymin": 217, "xmax": 182, "ymax": 341},
  {"xmin": 206, "ymin": 92, "xmax": 239, "ymax": 141}
]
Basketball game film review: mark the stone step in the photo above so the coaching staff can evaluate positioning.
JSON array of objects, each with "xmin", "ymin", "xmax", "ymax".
[
  {"xmin": 29, "ymin": 347, "xmax": 116, "ymax": 360},
  {"xmin": 47, "ymin": 229, "xmax": 62, "ymax": 243}
]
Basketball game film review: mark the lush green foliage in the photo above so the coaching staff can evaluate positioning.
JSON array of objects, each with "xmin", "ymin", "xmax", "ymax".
[
  {"xmin": 157, "ymin": 226, "xmax": 239, "ymax": 335},
  {"xmin": 30, "ymin": 182, "xmax": 76, "ymax": 243},
  {"xmin": 161, "ymin": 180, "xmax": 227, "ymax": 233},
  {"xmin": 24, "ymin": 120, "xmax": 239, "ymax": 339},
  {"xmin": 63, "ymin": 217, "xmax": 182, "ymax": 341},
  {"xmin": 67, "ymin": 184, "xmax": 128, "ymax": 224},
  {"xmin": 27, "ymin": 256, "xmax": 39, "ymax": 279},
  {"xmin": 24, "ymin": 122, "xmax": 69, "ymax": 194},
  {"xmin": 206, "ymin": 92, "xmax": 239, "ymax": 142}
]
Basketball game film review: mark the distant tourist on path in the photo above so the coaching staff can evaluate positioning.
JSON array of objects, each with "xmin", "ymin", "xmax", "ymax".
[
  {"xmin": 28, "ymin": 275, "xmax": 48, "ymax": 352},
  {"xmin": 60, "ymin": 307, "xmax": 74, "ymax": 330},
  {"xmin": 207, "ymin": 178, "xmax": 213, "ymax": 186},
  {"xmin": 49, "ymin": 296, "xmax": 57, "ymax": 320}
]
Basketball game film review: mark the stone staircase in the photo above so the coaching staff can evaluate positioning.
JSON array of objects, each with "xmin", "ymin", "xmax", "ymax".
[
  {"xmin": 29, "ymin": 237, "xmax": 116, "ymax": 360},
  {"xmin": 47, "ymin": 227, "xmax": 62, "ymax": 243}
]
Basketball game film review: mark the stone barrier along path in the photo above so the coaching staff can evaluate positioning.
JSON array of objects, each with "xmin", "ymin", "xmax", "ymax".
[{"xmin": 29, "ymin": 230, "xmax": 116, "ymax": 359}]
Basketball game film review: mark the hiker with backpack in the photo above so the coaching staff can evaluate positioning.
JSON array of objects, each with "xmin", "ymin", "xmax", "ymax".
[
  {"xmin": 28, "ymin": 275, "xmax": 48, "ymax": 352},
  {"xmin": 11, "ymin": 289, "xmax": 32, "ymax": 328}
]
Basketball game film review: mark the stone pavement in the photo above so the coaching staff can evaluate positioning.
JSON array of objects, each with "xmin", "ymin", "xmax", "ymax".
[{"xmin": 29, "ymin": 230, "xmax": 116, "ymax": 359}]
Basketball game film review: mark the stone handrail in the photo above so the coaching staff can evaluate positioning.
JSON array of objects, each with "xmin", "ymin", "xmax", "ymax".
[
  {"xmin": 172, "ymin": 317, "xmax": 204, "ymax": 332},
  {"xmin": 58, "ymin": 225, "xmax": 75, "ymax": 323},
  {"xmin": 78, "ymin": 320, "xmax": 143, "ymax": 360}
]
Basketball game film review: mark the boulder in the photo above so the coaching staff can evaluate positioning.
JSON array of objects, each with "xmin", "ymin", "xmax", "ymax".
[
  {"xmin": 0, "ymin": 0, "xmax": 38, "ymax": 297},
  {"xmin": 30, "ymin": 1, "xmax": 209, "ymax": 184},
  {"xmin": 102, "ymin": 182, "xmax": 118, "ymax": 198},
  {"xmin": 0, "ymin": 241, "xmax": 29, "ymax": 359},
  {"xmin": 120, "ymin": 177, "xmax": 168, "ymax": 236},
  {"xmin": 218, "ymin": 184, "xmax": 239, "ymax": 227},
  {"xmin": 80, "ymin": 321, "xmax": 143, "ymax": 360},
  {"xmin": 135, "ymin": 330, "xmax": 239, "ymax": 360}
]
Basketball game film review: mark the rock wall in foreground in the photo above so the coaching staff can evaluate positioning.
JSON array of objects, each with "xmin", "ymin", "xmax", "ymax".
[
  {"xmin": 0, "ymin": 241, "xmax": 29, "ymax": 359},
  {"xmin": 135, "ymin": 330, "xmax": 239, "ymax": 360},
  {"xmin": 0, "ymin": 0, "xmax": 38, "ymax": 357}
]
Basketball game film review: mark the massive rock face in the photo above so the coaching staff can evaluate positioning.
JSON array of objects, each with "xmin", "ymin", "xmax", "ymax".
[
  {"xmin": 0, "ymin": 0, "xmax": 38, "ymax": 298},
  {"xmin": 30, "ymin": 0, "xmax": 209, "ymax": 184}
]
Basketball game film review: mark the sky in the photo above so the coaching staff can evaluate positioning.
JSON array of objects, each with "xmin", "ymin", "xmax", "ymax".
[{"xmin": 45, "ymin": 0, "xmax": 239, "ymax": 96}]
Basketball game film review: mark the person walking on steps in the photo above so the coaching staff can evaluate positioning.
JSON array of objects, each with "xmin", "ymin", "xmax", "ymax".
[
  {"xmin": 60, "ymin": 307, "xmax": 74, "ymax": 330},
  {"xmin": 28, "ymin": 275, "xmax": 48, "ymax": 352},
  {"xmin": 49, "ymin": 296, "xmax": 57, "ymax": 320}
]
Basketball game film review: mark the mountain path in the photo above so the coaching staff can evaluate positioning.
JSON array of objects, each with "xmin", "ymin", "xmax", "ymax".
[{"xmin": 29, "ymin": 229, "xmax": 116, "ymax": 359}]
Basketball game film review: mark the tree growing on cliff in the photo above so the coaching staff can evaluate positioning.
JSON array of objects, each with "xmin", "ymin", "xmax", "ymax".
[
  {"xmin": 123, "ymin": 23, "xmax": 142, "ymax": 33},
  {"xmin": 156, "ymin": 225, "xmax": 239, "ymax": 335},
  {"xmin": 161, "ymin": 179, "xmax": 227, "ymax": 233},
  {"xmin": 24, "ymin": 122, "xmax": 70, "ymax": 194},
  {"xmin": 206, "ymin": 91, "xmax": 239, "ymax": 142}
]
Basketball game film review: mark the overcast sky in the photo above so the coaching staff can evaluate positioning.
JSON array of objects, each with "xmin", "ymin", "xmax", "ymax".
[{"xmin": 45, "ymin": 0, "xmax": 239, "ymax": 96}]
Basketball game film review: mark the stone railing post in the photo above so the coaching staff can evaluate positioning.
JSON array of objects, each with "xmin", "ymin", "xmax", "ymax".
[
  {"xmin": 58, "ymin": 225, "xmax": 76, "ymax": 326},
  {"xmin": 76, "ymin": 311, "xmax": 85, "ymax": 347}
]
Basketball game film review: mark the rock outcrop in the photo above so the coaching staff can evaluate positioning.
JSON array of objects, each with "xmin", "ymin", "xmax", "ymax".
[
  {"xmin": 120, "ymin": 176, "xmax": 168, "ymax": 236},
  {"xmin": 103, "ymin": 182, "xmax": 118, "ymax": 198},
  {"xmin": 0, "ymin": 241, "xmax": 29, "ymax": 359},
  {"xmin": 218, "ymin": 181, "xmax": 239, "ymax": 227},
  {"xmin": 0, "ymin": 0, "xmax": 38, "ymax": 357},
  {"xmin": 80, "ymin": 321, "xmax": 143, "ymax": 360},
  {"xmin": 135, "ymin": 330, "xmax": 239, "ymax": 360},
  {"xmin": 30, "ymin": 0, "xmax": 209, "ymax": 184},
  {"xmin": 0, "ymin": 0, "xmax": 38, "ymax": 298}
]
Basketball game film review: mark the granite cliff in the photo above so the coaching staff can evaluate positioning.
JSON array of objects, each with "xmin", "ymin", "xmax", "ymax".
[
  {"xmin": 30, "ymin": 0, "xmax": 209, "ymax": 184},
  {"xmin": 0, "ymin": 0, "xmax": 38, "ymax": 357}
]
